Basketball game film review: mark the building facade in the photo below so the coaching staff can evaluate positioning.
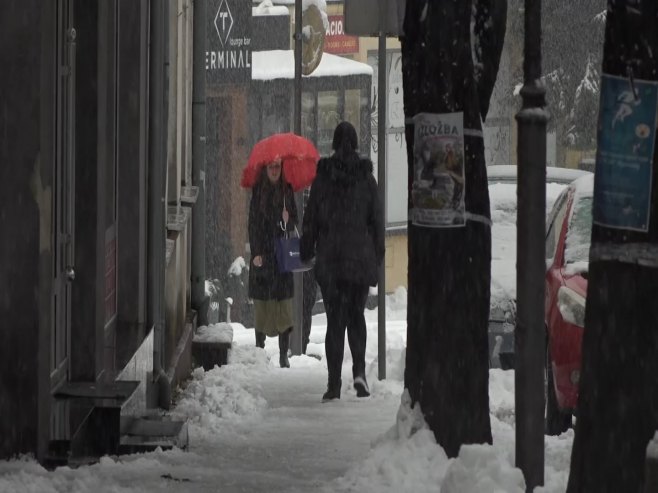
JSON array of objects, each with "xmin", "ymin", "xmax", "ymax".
[{"xmin": 0, "ymin": 0, "xmax": 199, "ymax": 462}]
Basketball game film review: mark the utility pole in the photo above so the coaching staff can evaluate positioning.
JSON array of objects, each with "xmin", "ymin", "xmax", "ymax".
[
  {"xmin": 377, "ymin": 0, "xmax": 387, "ymax": 381},
  {"xmin": 290, "ymin": 0, "xmax": 304, "ymax": 355},
  {"xmin": 400, "ymin": 0, "xmax": 505, "ymax": 458},
  {"xmin": 567, "ymin": 2, "xmax": 658, "ymax": 491},
  {"xmin": 515, "ymin": 0, "xmax": 546, "ymax": 489}
]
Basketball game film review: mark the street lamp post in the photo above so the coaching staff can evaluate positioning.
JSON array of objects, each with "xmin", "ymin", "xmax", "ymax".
[
  {"xmin": 515, "ymin": 0, "xmax": 547, "ymax": 490},
  {"xmin": 291, "ymin": 0, "xmax": 304, "ymax": 355}
]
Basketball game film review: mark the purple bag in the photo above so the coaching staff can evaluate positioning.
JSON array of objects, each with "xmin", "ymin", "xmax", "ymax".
[{"xmin": 275, "ymin": 226, "xmax": 312, "ymax": 273}]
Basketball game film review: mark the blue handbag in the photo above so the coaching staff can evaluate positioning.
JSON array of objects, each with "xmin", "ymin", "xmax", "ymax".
[{"xmin": 275, "ymin": 225, "xmax": 313, "ymax": 273}]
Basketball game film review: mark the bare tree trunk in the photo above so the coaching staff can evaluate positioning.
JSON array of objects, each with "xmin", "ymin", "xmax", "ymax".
[
  {"xmin": 567, "ymin": 2, "xmax": 658, "ymax": 491},
  {"xmin": 400, "ymin": 0, "xmax": 505, "ymax": 457}
]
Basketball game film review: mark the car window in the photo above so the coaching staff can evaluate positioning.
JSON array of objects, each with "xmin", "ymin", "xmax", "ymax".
[
  {"xmin": 565, "ymin": 196, "xmax": 593, "ymax": 264},
  {"xmin": 546, "ymin": 189, "xmax": 569, "ymax": 263}
]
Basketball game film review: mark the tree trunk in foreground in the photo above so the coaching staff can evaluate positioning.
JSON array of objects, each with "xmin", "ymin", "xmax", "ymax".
[
  {"xmin": 400, "ymin": 0, "xmax": 506, "ymax": 457},
  {"xmin": 567, "ymin": 2, "xmax": 658, "ymax": 492}
]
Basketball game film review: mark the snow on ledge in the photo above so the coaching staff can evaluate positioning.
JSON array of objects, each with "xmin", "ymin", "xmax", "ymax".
[
  {"xmin": 194, "ymin": 323, "xmax": 234, "ymax": 344},
  {"xmin": 253, "ymin": 1, "xmax": 289, "ymax": 17},
  {"xmin": 252, "ymin": 50, "xmax": 373, "ymax": 80}
]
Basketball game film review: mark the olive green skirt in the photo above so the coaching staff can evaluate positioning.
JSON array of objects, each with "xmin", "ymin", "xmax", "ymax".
[{"xmin": 253, "ymin": 298, "xmax": 293, "ymax": 337}]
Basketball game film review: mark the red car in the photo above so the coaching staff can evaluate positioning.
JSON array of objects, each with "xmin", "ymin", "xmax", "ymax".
[{"xmin": 544, "ymin": 173, "xmax": 593, "ymax": 435}]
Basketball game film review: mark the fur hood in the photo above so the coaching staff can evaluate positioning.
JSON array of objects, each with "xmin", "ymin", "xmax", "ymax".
[{"xmin": 316, "ymin": 152, "xmax": 374, "ymax": 185}]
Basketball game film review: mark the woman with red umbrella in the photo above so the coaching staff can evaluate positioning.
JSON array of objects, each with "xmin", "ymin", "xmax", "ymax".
[
  {"xmin": 242, "ymin": 133, "xmax": 319, "ymax": 367},
  {"xmin": 247, "ymin": 158, "xmax": 298, "ymax": 368}
]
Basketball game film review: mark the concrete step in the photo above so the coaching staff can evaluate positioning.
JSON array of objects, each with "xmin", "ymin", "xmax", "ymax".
[{"xmin": 119, "ymin": 415, "xmax": 188, "ymax": 454}]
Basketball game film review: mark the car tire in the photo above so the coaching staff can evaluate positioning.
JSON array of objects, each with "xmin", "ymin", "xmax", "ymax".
[{"xmin": 545, "ymin": 344, "xmax": 572, "ymax": 436}]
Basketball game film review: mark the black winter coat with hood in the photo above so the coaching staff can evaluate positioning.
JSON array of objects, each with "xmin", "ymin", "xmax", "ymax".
[{"xmin": 300, "ymin": 151, "xmax": 385, "ymax": 288}]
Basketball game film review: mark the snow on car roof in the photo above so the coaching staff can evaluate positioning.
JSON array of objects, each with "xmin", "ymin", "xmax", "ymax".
[
  {"xmin": 252, "ymin": 50, "xmax": 373, "ymax": 80},
  {"xmin": 570, "ymin": 172, "xmax": 594, "ymax": 199},
  {"xmin": 487, "ymin": 165, "xmax": 592, "ymax": 184}
]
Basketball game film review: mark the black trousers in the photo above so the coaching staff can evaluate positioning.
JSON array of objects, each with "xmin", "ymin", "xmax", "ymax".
[
  {"xmin": 302, "ymin": 268, "xmax": 318, "ymax": 354},
  {"xmin": 320, "ymin": 280, "xmax": 369, "ymax": 388}
]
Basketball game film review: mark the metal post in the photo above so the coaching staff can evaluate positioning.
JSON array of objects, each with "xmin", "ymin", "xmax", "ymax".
[
  {"xmin": 377, "ymin": 0, "xmax": 387, "ymax": 380},
  {"xmin": 515, "ymin": 0, "xmax": 547, "ymax": 490},
  {"xmin": 191, "ymin": 0, "xmax": 208, "ymax": 325},
  {"xmin": 148, "ymin": 0, "xmax": 168, "ymax": 388},
  {"xmin": 290, "ymin": 0, "xmax": 304, "ymax": 355}
]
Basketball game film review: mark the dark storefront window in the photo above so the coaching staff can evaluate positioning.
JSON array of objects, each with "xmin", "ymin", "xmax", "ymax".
[
  {"xmin": 262, "ymin": 93, "xmax": 290, "ymax": 137},
  {"xmin": 302, "ymin": 92, "xmax": 316, "ymax": 141},
  {"xmin": 344, "ymin": 88, "xmax": 363, "ymax": 144},
  {"xmin": 317, "ymin": 91, "xmax": 340, "ymax": 156}
]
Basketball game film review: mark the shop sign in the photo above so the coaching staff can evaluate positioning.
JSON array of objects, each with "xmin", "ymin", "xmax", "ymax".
[
  {"xmin": 325, "ymin": 15, "xmax": 359, "ymax": 54},
  {"xmin": 206, "ymin": 0, "xmax": 252, "ymax": 85}
]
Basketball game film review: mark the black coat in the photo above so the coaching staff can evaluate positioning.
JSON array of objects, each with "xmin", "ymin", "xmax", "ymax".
[
  {"xmin": 248, "ymin": 178, "xmax": 298, "ymax": 301},
  {"xmin": 300, "ymin": 152, "xmax": 385, "ymax": 287}
]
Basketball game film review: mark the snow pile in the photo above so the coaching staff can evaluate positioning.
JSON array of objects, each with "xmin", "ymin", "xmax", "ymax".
[
  {"xmin": 227, "ymin": 256, "xmax": 246, "ymax": 277},
  {"xmin": 441, "ymin": 444, "xmax": 526, "ymax": 493},
  {"xmin": 0, "ymin": 450, "xmax": 192, "ymax": 493},
  {"xmin": 171, "ymin": 346, "xmax": 271, "ymax": 433},
  {"xmin": 193, "ymin": 322, "xmax": 234, "ymax": 344},
  {"xmin": 329, "ymin": 391, "xmax": 450, "ymax": 493},
  {"xmin": 330, "ymin": 388, "xmax": 531, "ymax": 493},
  {"xmin": 488, "ymin": 369, "xmax": 515, "ymax": 425}
]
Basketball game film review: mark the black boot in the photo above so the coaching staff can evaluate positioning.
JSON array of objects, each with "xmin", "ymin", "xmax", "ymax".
[
  {"xmin": 255, "ymin": 331, "xmax": 266, "ymax": 349},
  {"xmin": 322, "ymin": 379, "xmax": 341, "ymax": 402},
  {"xmin": 354, "ymin": 375, "xmax": 370, "ymax": 398},
  {"xmin": 278, "ymin": 328, "xmax": 291, "ymax": 368}
]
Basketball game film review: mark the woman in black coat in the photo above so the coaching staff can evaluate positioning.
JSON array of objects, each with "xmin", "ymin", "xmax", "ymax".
[
  {"xmin": 301, "ymin": 121, "xmax": 385, "ymax": 401},
  {"xmin": 248, "ymin": 159, "xmax": 298, "ymax": 368}
]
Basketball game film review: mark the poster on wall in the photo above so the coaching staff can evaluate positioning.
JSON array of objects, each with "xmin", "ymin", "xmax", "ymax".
[
  {"xmin": 411, "ymin": 112, "xmax": 466, "ymax": 228},
  {"xmin": 593, "ymin": 73, "xmax": 658, "ymax": 232},
  {"xmin": 206, "ymin": 0, "xmax": 252, "ymax": 85}
]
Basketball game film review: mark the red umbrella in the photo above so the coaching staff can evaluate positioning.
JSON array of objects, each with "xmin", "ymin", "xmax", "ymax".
[{"xmin": 241, "ymin": 133, "xmax": 320, "ymax": 191}]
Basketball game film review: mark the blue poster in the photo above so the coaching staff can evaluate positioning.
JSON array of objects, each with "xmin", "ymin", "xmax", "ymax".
[{"xmin": 594, "ymin": 74, "xmax": 658, "ymax": 232}]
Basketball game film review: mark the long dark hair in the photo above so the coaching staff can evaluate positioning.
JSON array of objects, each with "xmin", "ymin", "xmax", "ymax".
[{"xmin": 255, "ymin": 166, "xmax": 286, "ymax": 215}]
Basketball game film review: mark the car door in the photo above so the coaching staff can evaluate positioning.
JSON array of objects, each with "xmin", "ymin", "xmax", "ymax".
[{"xmin": 545, "ymin": 188, "xmax": 571, "ymax": 338}]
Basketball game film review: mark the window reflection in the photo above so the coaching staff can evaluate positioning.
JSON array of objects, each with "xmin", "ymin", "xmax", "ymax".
[
  {"xmin": 302, "ymin": 92, "xmax": 315, "ymax": 141},
  {"xmin": 318, "ymin": 91, "xmax": 340, "ymax": 156}
]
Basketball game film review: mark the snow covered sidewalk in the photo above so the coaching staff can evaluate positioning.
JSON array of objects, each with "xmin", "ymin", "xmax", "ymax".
[{"xmin": 0, "ymin": 288, "xmax": 575, "ymax": 493}]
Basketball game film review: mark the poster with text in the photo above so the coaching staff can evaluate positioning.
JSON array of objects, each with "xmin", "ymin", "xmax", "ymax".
[
  {"xmin": 411, "ymin": 112, "xmax": 466, "ymax": 228},
  {"xmin": 594, "ymin": 74, "xmax": 658, "ymax": 232}
]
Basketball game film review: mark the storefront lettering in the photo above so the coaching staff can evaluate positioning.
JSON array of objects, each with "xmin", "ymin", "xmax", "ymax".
[
  {"xmin": 326, "ymin": 18, "xmax": 345, "ymax": 36},
  {"xmin": 206, "ymin": 49, "xmax": 252, "ymax": 70},
  {"xmin": 325, "ymin": 15, "xmax": 359, "ymax": 55}
]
